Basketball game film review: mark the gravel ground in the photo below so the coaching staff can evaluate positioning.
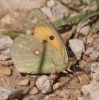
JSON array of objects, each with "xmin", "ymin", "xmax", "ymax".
[{"xmin": 0, "ymin": 0, "xmax": 98, "ymax": 100}]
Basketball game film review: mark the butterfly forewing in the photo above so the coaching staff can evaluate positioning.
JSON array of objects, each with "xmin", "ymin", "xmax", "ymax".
[{"xmin": 23, "ymin": 9, "xmax": 68, "ymax": 63}]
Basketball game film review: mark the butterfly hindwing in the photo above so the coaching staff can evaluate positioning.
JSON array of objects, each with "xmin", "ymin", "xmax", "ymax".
[{"xmin": 11, "ymin": 34, "xmax": 66, "ymax": 74}]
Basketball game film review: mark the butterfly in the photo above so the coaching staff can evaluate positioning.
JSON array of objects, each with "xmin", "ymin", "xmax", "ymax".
[{"xmin": 11, "ymin": 9, "xmax": 75, "ymax": 74}]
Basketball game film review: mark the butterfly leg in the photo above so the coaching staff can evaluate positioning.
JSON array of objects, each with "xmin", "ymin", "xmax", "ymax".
[
  {"xmin": 67, "ymin": 68, "xmax": 74, "ymax": 74},
  {"xmin": 62, "ymin": 70, "xmax": 68, "ymax": 74}
]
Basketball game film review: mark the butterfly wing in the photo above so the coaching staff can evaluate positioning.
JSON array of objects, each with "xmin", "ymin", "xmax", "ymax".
[
  {"xmin": 11, "ymin": 34, "xmax": 66, "ymax": 74},
  {"xmin": 23, "ymin": 9, "xmax": 68, "ymax": 63},
  {"xmin": 11, "ymin": 9, "xmax": 68, "ymax": 74}
]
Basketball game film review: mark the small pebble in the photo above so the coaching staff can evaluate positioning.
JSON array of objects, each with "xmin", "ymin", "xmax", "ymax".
[
  {"xmin": 91, "ymin": 33, "xmax": 98, "ymax": 39},
  {"xmin": 53, "ymin": 82, "xmax": 60, "ymax": 90},
  {"xmin": 83, "ymin": 55, "xmax": 90, "ymax": 62},
  {"xmin": 20, "ymin": 79, "xmax": 29, "ymax": 86},
  {"xmin": 0, "ymin": 60, "xmax": 13, "ymax": 66},
  {"xmin": 84, "ymin": 47, "xmax": 93, "ymax": 55},
  {"xmin": 87, "ymin": 37, "xmax": 94, "ymax": 46},
  {"xmin": 29, "ymin": 87, "xmax": 39, "ymax": 95},
  {"xmin": 35, "ymin": 75, "xmax": 53, "ymax": 93},
  {"xmin": 52, "ymin": 3, "xmax": 69, "ymax": 19},
  {"xmin": 79, "ymin": 25, "xmax": 90, "ymax": 36},
  {"xmin": 41, "ymin": 7, "xmax": 52, "ymax": 18},
  {"xmin": 59, "ymin": 76, "xmax": 66, "ymax": 87},
  {"xmin": 91, "ymin": 62, "xmax": 99, "ymax": 72},
  {"xmin": 77, "ymin": 71, "xmax": 90, "ymax": 85},
  {"xmin": 79, "ymin": 60, "xmax": 87, "ymax": 69},
  {"xmin": 2, "ymin": 67, "xmax": 12, "ymax": 76},
  {"xmin": 89, "ymin": 51, "xmax": 99, "ymax": 61},
  {"xmin": 90, "ymin": 89, "xmax": 99, "ymax": 100},
  {"xmin": 91, "ymin": 62, "xmax": 99, "ymax": 81},
  {"xmin": 47, "ymin": 0, "xmax": 55, "ymax": 7},
  {"xmin": 79, "ymin": 60, "xmax": 90, "ymax": 73},
  {"xmin": 81, "ymin": 82, "xmax": 99, "ymax": 96},
  {"xmin": 55, "ymin": 89, "xmax": 71, "ymax": 99},
  {"xmin": 44, "ymin": 94, "xmax": 56, "ymax": 99},
  {"xmin": 93, "ymin": 39, "xmax": 99, "ymax": 45},
  {"xmin": 0, "ymin": 36, "xmax": 13, "ymax": 61}
]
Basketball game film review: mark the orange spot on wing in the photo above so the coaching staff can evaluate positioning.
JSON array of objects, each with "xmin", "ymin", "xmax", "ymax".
[{"xmin": 33, "ymin": 27, "xmax": 61, "ymax": 52}]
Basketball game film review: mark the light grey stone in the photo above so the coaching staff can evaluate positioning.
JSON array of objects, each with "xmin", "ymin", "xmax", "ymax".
[
  {"xmin": 52, "ymin": 2, "xmax": 69, "ymax": 19},
  {"xmin": 69, "ymin": 39, "xmax": 85, "ymax": 59},
  {"xmin": 41, "ymin": 7, "xmax": 52, "ymax": 18},
  {"xmin": 20, "ymin": 79, "xmax": 29, "ymax": 86},
  {"xmin": 35, "ymin": 75, "xmax": 53, "ymax": 94},
  {"xmin": 0, "ymin": 36, "xmax": 13, "ymax": 61},
  {"xmin": 91, "ymin": 62, "xmax": 99, "ymax": 71},
  {"xmin": 29, "ymin": 87, "xmax": 39, "ymax": 95},
  {"xmin": 53, "ymin": 82, "xmax": 60, "ymax": 90},
  {"xmin": 0, "ymin": 86, "xmax": 23, "ymax": 100},
  {"xmin": 80, "ymin": 25, "xmax": 90, "ymax": 36}
]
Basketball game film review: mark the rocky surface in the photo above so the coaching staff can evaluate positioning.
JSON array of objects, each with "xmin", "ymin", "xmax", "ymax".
[{"xmin": 0, "ymin": 0, "xmax": 98, "ymax": 100}]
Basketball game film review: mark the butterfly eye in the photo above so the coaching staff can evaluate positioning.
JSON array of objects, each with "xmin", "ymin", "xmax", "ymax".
[{"xmin": 49, "ymin": 35, "xmax": 54, "ymax": 40}]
